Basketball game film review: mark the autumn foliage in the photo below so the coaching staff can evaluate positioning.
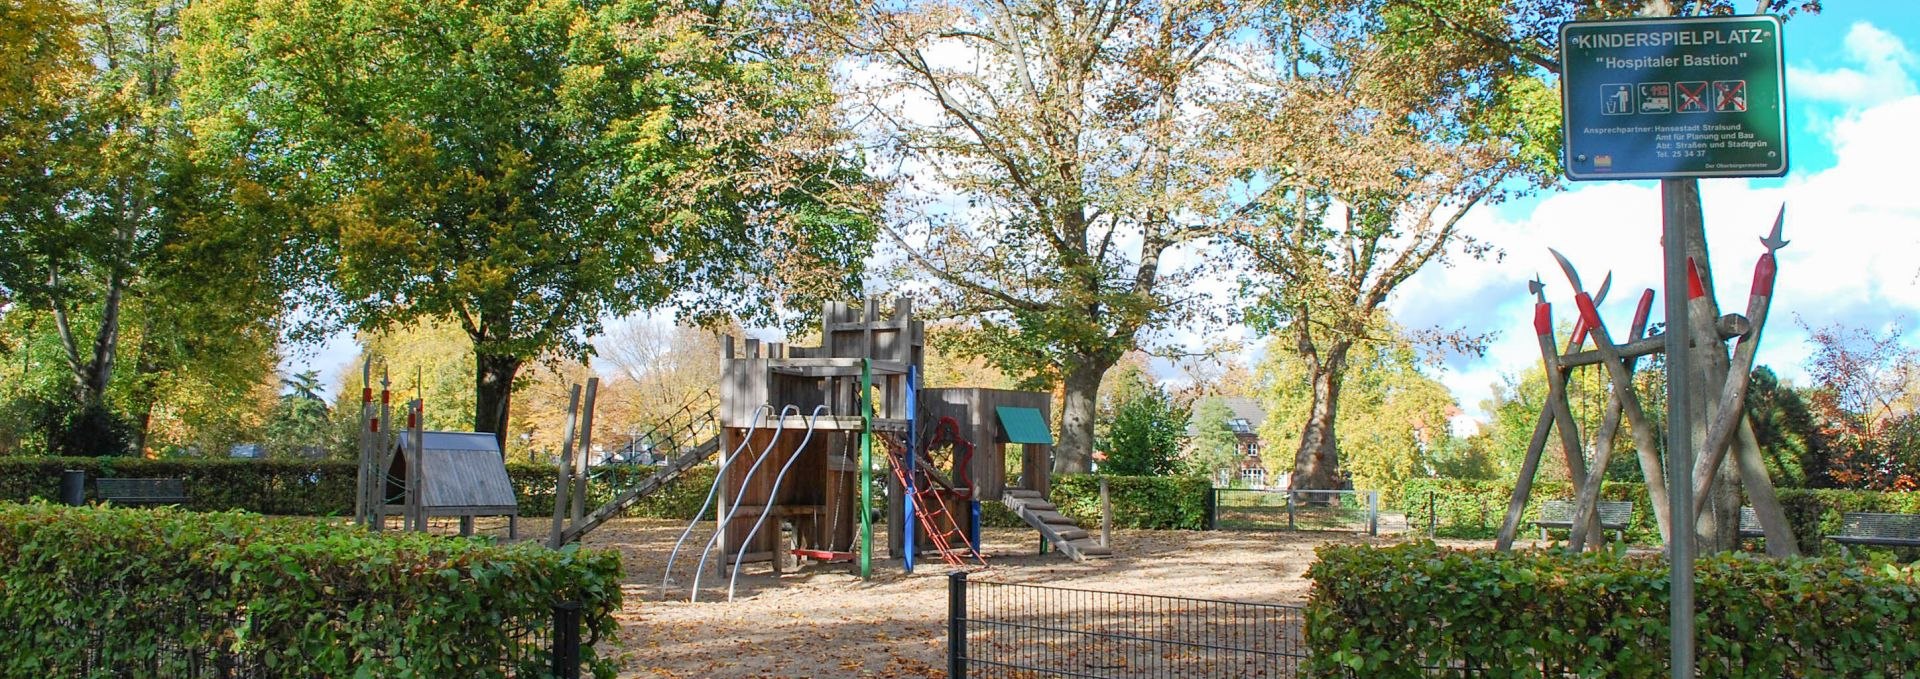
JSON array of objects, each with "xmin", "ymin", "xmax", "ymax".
[{"xmin": 1801, "ymin": 323, "xmax": 1920, "ymax": 490}]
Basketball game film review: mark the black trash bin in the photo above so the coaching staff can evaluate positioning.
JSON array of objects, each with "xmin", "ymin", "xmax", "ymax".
[{"xmin": 60, "ymin": 469, "xmax": 86, "ymax": 506}]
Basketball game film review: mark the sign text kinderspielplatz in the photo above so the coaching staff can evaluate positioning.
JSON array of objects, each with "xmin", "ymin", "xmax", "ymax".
[{"xmin": 1560, "ymin": 15, "xmax": 1787, "ymax": 180}]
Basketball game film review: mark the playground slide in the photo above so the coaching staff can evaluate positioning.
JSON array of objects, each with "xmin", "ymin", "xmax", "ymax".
[
  {"xmin": 1001, "ymin": 489, "xmax": 1111, "ymax": 561},
  {"xmin": 558, "ymin": 434, "xmax": 722, "ymax": 545}
]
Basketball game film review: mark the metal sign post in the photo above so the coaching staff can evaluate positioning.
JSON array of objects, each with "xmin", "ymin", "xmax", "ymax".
[
  {"xmin": 1559, "ymin": 13, "xmax": 1789, "ymax": 678},
  {"xmin": 1660, "ymin": 178, "xmax": 1697, "ymax": 679}
]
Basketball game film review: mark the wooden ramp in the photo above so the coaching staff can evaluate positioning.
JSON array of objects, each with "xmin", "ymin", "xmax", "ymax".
[
  {"xmin": 1003, "ymin": 489, "xmax": 1110, "ymax": 561},
  {"xmin": 559, "ymin": 436, "xmax": 720, "ymax": 544}
]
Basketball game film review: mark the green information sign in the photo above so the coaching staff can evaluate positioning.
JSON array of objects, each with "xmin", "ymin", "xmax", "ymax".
[{"xmin": 1561, "ymin": 15, "xmax": 1787, "ymax": 180}]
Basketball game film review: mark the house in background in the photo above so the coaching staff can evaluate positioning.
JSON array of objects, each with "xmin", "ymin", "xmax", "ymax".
[{"xmin": 1189, "ymin": 397, "xmax": 1275, "ymax": 489}]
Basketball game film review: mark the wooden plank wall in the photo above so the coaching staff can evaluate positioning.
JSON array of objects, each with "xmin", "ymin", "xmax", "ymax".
[
  {"xmin": 918, "ymin": 388, "xmax": 1053, "ymax": 502},
  {"xmin": 718, "ymin": 426, "xmax": 857, "ymax": 566},
  {"xmin": 712, "ymin": 297, "xmax": 927, "ymax": 565}
]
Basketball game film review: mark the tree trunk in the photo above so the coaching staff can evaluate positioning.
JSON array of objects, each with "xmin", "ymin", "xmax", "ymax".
[
  {"xmin": 1054, "ymin": 355, "xmax": 1112, "ymax": 475},
  {"xmin": 128, "ymin": 332, "xmax": 163, "ymax": 456},
  {"xmin": 1291, "ymin": 343, "xmax": 1351, "ymax": 491},
  {"xmin": 50, "ymin": 273, "xmax": 128, "ymax": 455},
  {"xmin": 1675, "ymin": 178, "xmax": 1744, "ymax": 553},
  {"xmin": 474, "ymin": 352, "xmax": 522, "ymax": 455}
]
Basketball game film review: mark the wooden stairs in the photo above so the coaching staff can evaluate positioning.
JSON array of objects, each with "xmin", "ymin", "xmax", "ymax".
[
  {"xmin": 1002, "ymin": 489, "xmax": 1111, "ymax": 561},
  {"xmin": 559, "ymin": 436, "xmax": 720, "ymax": 544}
]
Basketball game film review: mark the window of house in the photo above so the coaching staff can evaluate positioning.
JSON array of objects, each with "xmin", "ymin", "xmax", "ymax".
[{"xmin": 1240, "ymin": 466, "xmax": 1266, "ymax": 488}]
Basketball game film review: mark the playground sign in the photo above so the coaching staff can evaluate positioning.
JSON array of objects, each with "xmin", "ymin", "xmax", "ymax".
[{"xmin": 1561, "ymin": 15, "xmax": 1787, "ymax": 180}]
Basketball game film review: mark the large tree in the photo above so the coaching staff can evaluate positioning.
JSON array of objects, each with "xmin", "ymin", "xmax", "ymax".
[
  {"xmin": 0, "ymin": 0, "xmax": 292, "ymax": 454},
  {"xmin": 1255, "ymin": 322, "xmax": 1460, "ymax": 497},
  {"xmin": 183, "ymin": 0, "xmax": 877, "ymax": 448},
  {"xmin": 1228, "ymin": 1, "xmax": 1552, "ymax": 491},
  {"xmin": 814, "ymin": 0, "xmax": 1314, "ymax": 471}
]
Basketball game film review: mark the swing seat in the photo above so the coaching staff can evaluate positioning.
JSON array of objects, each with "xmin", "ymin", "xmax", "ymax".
[{"xmin": 790, "ymin": 548, "xmax": 858, "ymax": 563}]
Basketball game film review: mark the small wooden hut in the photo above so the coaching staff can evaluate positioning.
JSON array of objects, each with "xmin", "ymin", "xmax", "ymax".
[{"xmin": 383, "ymin": 431, "xmax": 520, "ymax": 537}]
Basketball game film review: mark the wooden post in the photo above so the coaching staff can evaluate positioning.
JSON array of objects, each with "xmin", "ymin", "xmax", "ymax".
[
  {"xmin": 409, "ymin": 399, "xmax": 426, "ymax": 532},
  {"xmin": 549, "ymin": 385, "xmax": 583, "ymax": 549},
  {"xmin": 1099, "ymin": 477, "xmax": 1112, "ymax": 548},
  {"xmin": 356, "ymin": 359, "xmax": 372, "ymax": 527},
  {"xmin": 375, "ymin": 370, "xmax": 392, "ymax": 531},
  {"xmin": 574, "ymin": 378, "xmax": 599, "ymax": 525}
]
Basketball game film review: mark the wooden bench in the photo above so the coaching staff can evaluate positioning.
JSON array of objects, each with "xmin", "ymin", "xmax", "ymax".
[
  {"xmin": 1829, "ymin": 512, "xmax": 1920, "ymax": 552},
  {"xmin": 95, "ymin": 478, "xmax": 188, "ymax": 506},
  {"xmin": 1536, "ymin": 499, "xmax": 1633, "ymax": 543}
]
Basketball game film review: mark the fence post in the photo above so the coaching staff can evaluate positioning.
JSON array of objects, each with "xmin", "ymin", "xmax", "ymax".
[
  {"xmin": 948, "ymin": 571, "xmax": 968, "ymax": 679},
  {"xmin": 1428, "ymin": 491, "xmax": 1437, "ymax": 538},
  {"xmin": 1367, "ymin": 491, "xmax": 1379, "ymax": 536},
  {"xmin": 1099, "ymin": 478, "xmax": 1112, "ymax": 547},
  {"xmin": 552, "ymin": 601, "xmax": 582, "ymax": 679},
  {"xmin": 1204, "ymin": 487, "xmax": 1218, "ymax": 531},
  {"xmin": 1287, "ymin": 493, "xmax": 1296, "ymax": 531}
]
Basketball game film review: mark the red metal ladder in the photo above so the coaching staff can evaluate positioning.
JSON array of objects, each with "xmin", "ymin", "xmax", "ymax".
[{"xmin": 881, "ymin": 435, "xmax": 986, "ymax": 569}]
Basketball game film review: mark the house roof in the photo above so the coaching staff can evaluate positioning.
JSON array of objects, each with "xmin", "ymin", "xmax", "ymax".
[{"xmin": 1188, "ymin": 397, "xmax": 1267, "ymax": 437}]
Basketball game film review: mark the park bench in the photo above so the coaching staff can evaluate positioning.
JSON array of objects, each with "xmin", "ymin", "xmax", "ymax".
[
  {"xmin": 1828, "ymin": 512, "xmax": 1920, "ymax": 553},
  {"xmin": 1535, "ymin": 499, "xmax": 1632, "ymax": 543},
  {"xmin": 95, "ymin": 478, "xmax": 188, "ymax": 506}
]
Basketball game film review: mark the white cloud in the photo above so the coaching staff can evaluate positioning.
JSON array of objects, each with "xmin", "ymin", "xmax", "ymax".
[
  {"xmin": 1397, "ymin": 83, "xmax": 1920, "ymax": 427},
  {"xmin": 1787, "ymin": 22, "xmax": 1915, "ymax": 106}
]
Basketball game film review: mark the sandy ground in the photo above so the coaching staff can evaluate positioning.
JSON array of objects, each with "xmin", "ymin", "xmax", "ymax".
[{"xmin": 523, "ymin": 516, "xmax": 1484, "ymax": 678}]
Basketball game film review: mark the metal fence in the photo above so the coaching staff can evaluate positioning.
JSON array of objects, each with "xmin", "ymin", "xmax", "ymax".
[
  {"xmin": 51, "ymin": 600, "xmax": 588, "ymax": 678},
  {"xmin": 947, "ymin": 572, "xmax": 1306, "ymax": 678},
  {"xmin": 1209, "ymin": 488, "xmax": 1379, "ymax": 535}
]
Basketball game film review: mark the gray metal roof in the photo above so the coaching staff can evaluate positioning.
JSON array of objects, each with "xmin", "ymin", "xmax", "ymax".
[
  {"xmin": 1189, "ymin": 397, "xmax": 1266, "ymax": 437},
  {"xmin": 396, "ymin": 432, "xmax": 518, "ymax": 510}
]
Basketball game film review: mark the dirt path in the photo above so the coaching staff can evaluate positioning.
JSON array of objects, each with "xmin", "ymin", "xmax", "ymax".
[{"xmin": 558, "ymin": 518, "xmax": 1455, "ymax": 678}]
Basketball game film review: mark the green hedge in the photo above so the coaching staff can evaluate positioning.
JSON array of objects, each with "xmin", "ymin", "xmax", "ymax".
[
  {"xmin": 1398, "ymin": 478, "xmax": 1661, "ymax": 543},
  {"xmin": 1776, "ymin": 488, "xmax": 1920, "ymax": 556},
  {"xmin": 1401, "ymin": 477, "xmax": 1920, "ymax": 555},
  {"xmin": 0, "ymin": 503, "xmax": 623, "ymax": 677},
  {"xmin": 0, "ymin": 456, "xmax": 715, "ymax": 520},
  {"xmin": 980, "ymin": 474, "xmax": 1212, "ymax": 531},
  {"xmin": 1307, "ymin": 542, "xmax": 1920, "ymax": 677}
]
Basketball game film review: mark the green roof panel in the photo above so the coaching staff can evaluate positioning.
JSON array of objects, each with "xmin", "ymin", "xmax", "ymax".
[{"xmin": 996, "ymin": 406, "xmax": 1053, "ymax": 445}]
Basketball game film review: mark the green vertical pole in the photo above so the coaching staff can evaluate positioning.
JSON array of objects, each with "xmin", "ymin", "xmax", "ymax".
[{"xmin": 860, "ymin": 358, "xmax": 874, "ymax": 580}]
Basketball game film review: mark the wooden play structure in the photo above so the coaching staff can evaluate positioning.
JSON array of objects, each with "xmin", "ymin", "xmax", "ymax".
[
  {"xmin": 615, "ymin": 299, "xmax": 1103, "ymax": 601},
  {"xmin": 1499, "ymin": 209, "xmax": 1797, "ymax": 556},
  {"xmin": 920, "ymin": 388, "xmax": 1111, "ymax": 561},
  {"xmin": 353, "ymin": 361, "xmax": 521, "ymax": 537}
]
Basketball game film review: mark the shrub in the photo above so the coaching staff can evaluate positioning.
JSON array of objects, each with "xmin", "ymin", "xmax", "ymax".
[
  {"xmin": 1307, "ymin": 542, "xmax": 1920, "ymax": 677},
  {"xmin": 0, "ymin": 456, "xmax": 717, "ymax": 520},
  {"xmin": 1055, "ymin": 474, "xmax": 1211, "ymax": 530},
  {"xmin": 1398, "ymin": 477, "xmax": 1662, "ymax": 543},
  {"xmin": 0, "ymin": 503, "xmax": 623, "ymax": 677},
  {"xmin": 1402, "ymin": 477, "xmax": 1920, "ymax": 555},
  {"xmin": 1776, "ymin": 487, "xmax": 1920, "ymax": 556},
  {"xmin": 978, "ymin": 474, "xmax": 1212, "ymax": 531}
]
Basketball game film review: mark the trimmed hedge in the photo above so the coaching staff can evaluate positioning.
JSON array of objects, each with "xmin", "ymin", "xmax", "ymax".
[
  {"xmin": 981, "ymin": 474, "xmax": 1212, "ymax": 531},
  {"xmin": 1307, "ymin": 542, "xmax": 1920, "ymax": 677},
  {"xmin": 0, "ymin": 456, "xmax": 715, "ymax": 520},
  {"xmin": 0, "ymin": 503, "xmax": 623, "ymax": 677},
  {"xmin": 1401, "ymin": 477, "xmax": 1920, "ymax": 555},
  {"xmin": 1398, "ymin": 478, "xmax": 1661, "ymax": 543}
]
